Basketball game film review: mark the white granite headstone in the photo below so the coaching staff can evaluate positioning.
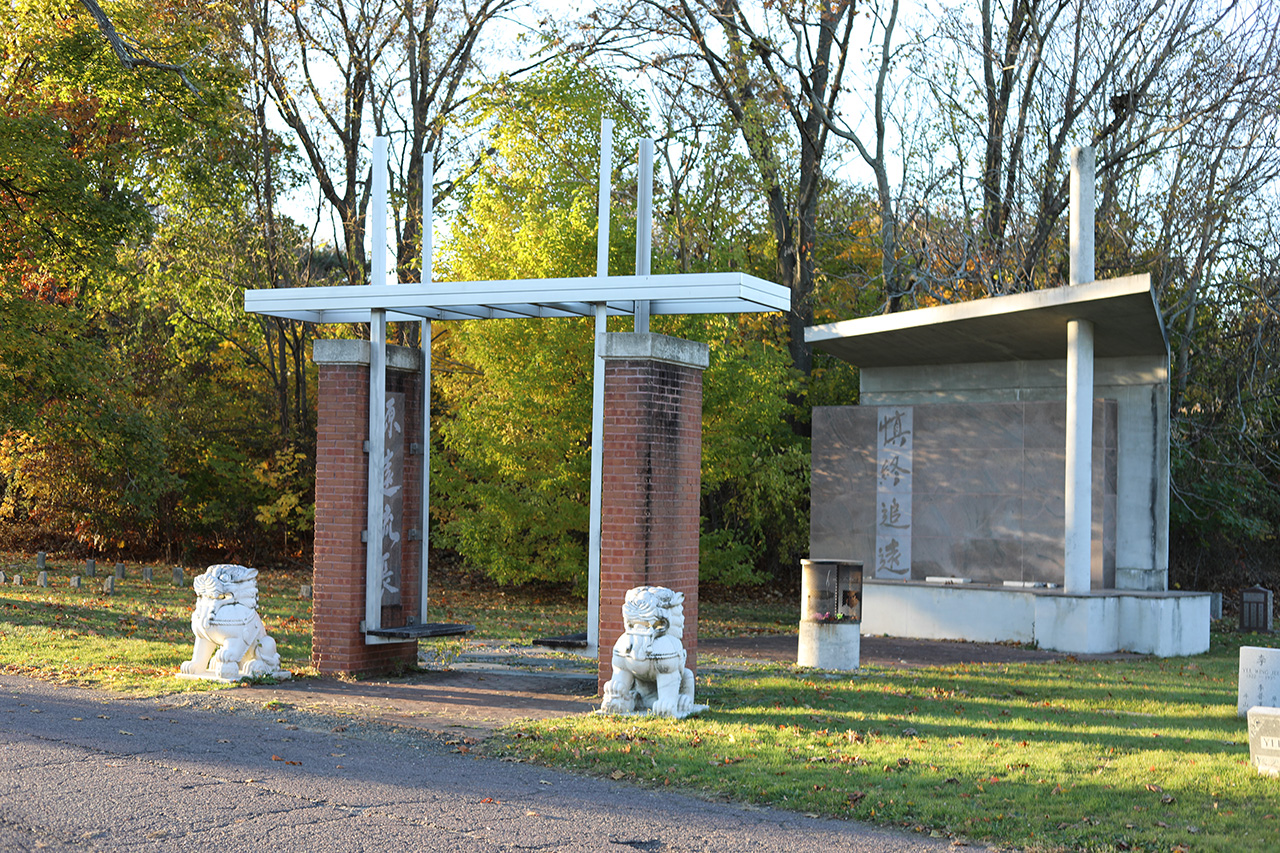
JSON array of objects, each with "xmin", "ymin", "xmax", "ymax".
[
  {"xmin": 1247, "ymin": 706, "xmax": 1280, "ymax": 777},
  {"xmin": 1239, "ymin": 646, "xmax": 1280, "ymax": 716}
]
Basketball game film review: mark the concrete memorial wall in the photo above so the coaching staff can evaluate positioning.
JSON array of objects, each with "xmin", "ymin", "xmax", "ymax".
[{"xmin": 813, "ymin": 398, "xmax": 1117, "ymax": 587}]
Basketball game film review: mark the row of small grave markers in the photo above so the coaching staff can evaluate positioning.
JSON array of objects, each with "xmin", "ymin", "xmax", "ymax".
[
  {"xmin": 1, "ymin": 559, "xmax": 311, "ymax": 601},
  {"xmin": 0, "ymin": 558, "xmax": 187, "ymax": 593}
]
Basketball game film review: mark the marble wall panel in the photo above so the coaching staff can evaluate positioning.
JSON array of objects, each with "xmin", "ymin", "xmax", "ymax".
[
  {"xmin": 913, "ymin": 402, "xmax": 1025, "ymax": 450},
  {"xmin": 912, "ymin": 495, "xmax": 1022, "ymax": 541},
  {"xmin": 951, "ymin": 538, "xmax": 1023, "ymax": 582},
  {"xmin": 812, "ymin": 399, "xmax": 1117, "ymax": 586},
  {"xmin": 913, "ymin": 447, "xmax": 1025, "ymax": 496}
]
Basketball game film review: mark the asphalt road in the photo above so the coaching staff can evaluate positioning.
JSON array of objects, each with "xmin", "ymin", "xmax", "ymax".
[{"xmin": 0, "ymin": 674, "xmax": 988, "ymax": 852}]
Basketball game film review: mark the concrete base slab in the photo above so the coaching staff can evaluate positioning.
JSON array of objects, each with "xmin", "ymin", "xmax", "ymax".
[
  {"xmin": 797, "ymin": 621, "xmax": 861, "ymax": 670},
  {"xmin": 862, "ymin": 580, "xmax": 1209, "ymax": 657}
]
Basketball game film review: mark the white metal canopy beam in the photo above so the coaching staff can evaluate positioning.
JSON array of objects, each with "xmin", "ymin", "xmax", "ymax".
[{"xmin": 244, "ymin": 272, "xmax": 790, "ymax": 324}]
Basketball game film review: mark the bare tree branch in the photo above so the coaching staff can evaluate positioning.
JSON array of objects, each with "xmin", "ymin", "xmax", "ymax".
[{"xmin": 77, "ymin": 0, "xmax": 200, "ymax": 94}]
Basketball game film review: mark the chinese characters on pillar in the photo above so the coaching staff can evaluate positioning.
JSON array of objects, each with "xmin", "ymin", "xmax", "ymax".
[
  {"xmin": 875, "ymin": 407, "xmax": 913, "ymax": 578},
  {"xmin": 380, "ymin": 392, "xmax": 405, "ymax": 607}
]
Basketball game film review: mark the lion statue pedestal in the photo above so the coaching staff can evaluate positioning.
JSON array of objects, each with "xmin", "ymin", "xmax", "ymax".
[
  {"xmin": 177, "ymin": 564, "xmax": 291, "ymax": 683},
  {"xmin": 598, "ymin": 586, "xmax": 707, "ymax": 719}
]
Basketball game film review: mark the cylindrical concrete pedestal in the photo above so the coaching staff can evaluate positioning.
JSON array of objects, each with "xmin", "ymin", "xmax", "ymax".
[{"xmin": 797, "ymin": 620, "xmax": 861, "ymax": 670}]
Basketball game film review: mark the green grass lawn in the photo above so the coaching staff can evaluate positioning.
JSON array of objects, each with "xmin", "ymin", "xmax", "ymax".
[
  {"xmin": 426, "ymin": 578, "xmax": 794, "ymax": 640},
  {"xmin": 495, "ymin": 630, "xmax": 1279, "ymax": 853},
  {"xmin": 2, "ymin": 550, "xmax": 1276, "ymax": 852},
  {"xmin": 0, "ymin": 553, "xmax": 313, "ymax": 691}
]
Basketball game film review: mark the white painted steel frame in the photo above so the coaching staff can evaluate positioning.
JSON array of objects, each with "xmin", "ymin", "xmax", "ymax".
[
  {"xmin": 250, "ymin": 125, "xmax": 791, "ymax": 650},
  {"xmin": 634, "ymin": 137, "xmax": 653, "ymax": 333},
  {"xmin": 244, "ymin": 272, "xmax": 790, "ymax": 323},
  {"xmin": 585, "ymin": 117, "xmax": 614, "ymax": 659}
]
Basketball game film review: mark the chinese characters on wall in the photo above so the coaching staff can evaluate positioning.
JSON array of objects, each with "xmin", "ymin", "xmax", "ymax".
[
  {"xmin": 380, "ymin": 392, "xmax": 405, "ymax": 607},
  {"xmin": 875, "ymin": 407, "xmax": 913, "ymax": 578}
]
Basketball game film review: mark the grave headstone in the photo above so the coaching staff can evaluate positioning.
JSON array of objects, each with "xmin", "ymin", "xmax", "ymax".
[
  {"xmin": 299, "ymin": 584, "xmax": 312, "ymax": 600},
  {"xmin": 102, "ymin": 576, "xmax": 114, "ymax": 595},
  {"xmin": 70, "ymin": 576, "xmax": 81, "ymax": 589},
  {"xmin": 85, "ymin": 559, "xmax": 96, "ymax": 578},
  {"xmin": 1210, "ymin": 592, "xmax": 1223, "ymax": 621},
  {"xmin": 1248, "ymin": 706, "xmax": 1280, "ymax": 777},
  {"xmin": 1242, "ymin": 586, "xmax": 1273, "ymax": 632},
  {"xmin": 1239, "ymin": 646, "xmax": 1280, "ymax": 716},
  {"xmin": 143, "ymin": 566, "xmax": 153, "ymax": 583},
  {"xmin": 37, "ymin": 572, "xmax": 48, "ymax": 588},
  {"xmin": 0, "ymin": 571, "xmax": 6, "ymax": 585},
  {"xmin": 172, "ymin": 566, "xmax": 184, "ymax": 587},
  {"xmin": 36, "ymin": 552, "xmax": 46, "ymax": 570},
  {"xmin": 13, "ymin": 575, "xmax": 22, "ymax": 586},
  {"xmin": 114, "ymin": 563, "xmax": 125, "ymax": 580}
]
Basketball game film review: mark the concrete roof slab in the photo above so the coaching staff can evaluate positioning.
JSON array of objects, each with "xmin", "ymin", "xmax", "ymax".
[{"xmin": 805, "ymin": 275, "xmax": 1167, "ymax": 367}]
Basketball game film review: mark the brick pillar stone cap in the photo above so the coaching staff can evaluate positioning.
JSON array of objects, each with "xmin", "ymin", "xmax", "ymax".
[
  {"xmin": 599, "ymin": 332, "xmax": 709, "ymax": 370},
  {"xmin": 314, "ymin": 339, "xmax": 422, "ymax": 373}
]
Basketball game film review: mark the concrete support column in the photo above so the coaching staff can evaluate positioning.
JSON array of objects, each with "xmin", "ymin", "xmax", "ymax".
[
  {"xmin": 1070, "ymin": 146, "xmax": 1095, "ymax": 287},
  {"xmin": 1065, "ymin": 319, "xmax": 1095, "ymax": 594},
  {"xmin": 313, "ymin": 340, "xmax": 423, "ymax": 676},
  {"xmin": 597, "ymin": 333, "xmax": 708, "ymax": 694}
]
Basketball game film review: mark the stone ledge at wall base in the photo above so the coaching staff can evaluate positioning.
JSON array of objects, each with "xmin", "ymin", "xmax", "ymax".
[
  {"xmin": 860, "ymin": 580, "xmax": 1211, "ymax": 657},
  {"xmin": 1114, "ymin": 567, "xmax": 1167, "ymax": 591},
  {"xmin": 176, "ymin": 564, "xmax": 292, "ymax": 683},
  {"xmin": 1248, "ymin": 706, "xmax": 1280, "ymax": 777},
  {"xmin": 797, "ymin": 620, "xmax": 861, "ymax": 671}
]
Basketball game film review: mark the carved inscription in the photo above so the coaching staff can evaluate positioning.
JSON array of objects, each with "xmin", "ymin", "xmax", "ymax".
[
  {"xmin": 380, "ymin": 392, "xmax": 405, "ymax": 607},
  {"xmin": 874, "ymin": 407, "xmax": 913, "ymax": 578}
]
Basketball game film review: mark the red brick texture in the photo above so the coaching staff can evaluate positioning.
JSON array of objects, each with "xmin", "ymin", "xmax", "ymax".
[
  {"xmin": 597, "ymin": 358, "xmax": 704, "ymax": 693},
  {"xmin": 313, "ymin": 361, "xmax": 422, "ymax": 676}
]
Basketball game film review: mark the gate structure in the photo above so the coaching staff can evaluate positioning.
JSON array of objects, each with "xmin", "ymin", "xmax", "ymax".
[{"xmin": 246, "ymin": 125, "xmax": 790, "ymax": 676}]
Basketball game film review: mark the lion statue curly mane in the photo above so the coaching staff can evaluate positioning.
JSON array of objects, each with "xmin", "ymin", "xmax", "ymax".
[
  {"xmin": 599, "ymin": 586, "xmax": 707, "ymax": 718},
  {"xmin": 178, "ymin": 564, "xmax": 290, "ymax": 682}
]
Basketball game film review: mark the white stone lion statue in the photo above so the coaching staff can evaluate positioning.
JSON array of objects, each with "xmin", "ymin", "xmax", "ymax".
[
  {"xmin": 599, "ymin": 586, "xmax": 707, "ymax": 719},
  {"xmin": 178, "ymin": 564, "xmax": 290, "ymax": 682}
]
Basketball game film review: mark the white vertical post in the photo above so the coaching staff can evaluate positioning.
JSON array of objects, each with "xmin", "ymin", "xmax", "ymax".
[
  {"xmin": 595, "ymin": 120, "xmax": 614, "ymax": 280},
  {"xmin": 1064, "ymin": 146, "xmax": 1096, "ymax": 595},
  {"xmin": 422, "ymin": 149, "xmax": 434, "ymax": 285},
  {"xmin": 634, "ymin": 137, "xmax": 653, "ymax": 333},
  {"xmin": 587, "ymin": 117, "xmax": 614, "ymax": 658},
  {"xmin": 371, "ymin": 137, "xmax": 389, "ymax": 287},
  {"xmin": 365, "ymin": 136, "xmax": 392, "ymax": 641},
  {"xmin": 1069, "ymin": 146, "xmax": 1095, "ymax": 287},
  {"xmin": 366, "ymin": 308, "xmax": 388, "ymax": 636},
  {"xmin": 419, "ymin": 150, "xmax": 434, "ymax": 626},
  {"xmin": 1065, "ymin": 319, "xmax": 1094, "ymax": 594},
  {"xmin": 419, "ymin": 318, "xmax": 432, "ymax": 626}
]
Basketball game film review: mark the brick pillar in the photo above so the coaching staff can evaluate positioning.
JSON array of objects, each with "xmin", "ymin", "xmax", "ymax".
[
  {"xmin": 313, "ymin": 340, "xmax": 423, "ymax": 676},
  {"xmin": 597, "ymin": 333, "xmax": 708, "ymax": 693}
]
